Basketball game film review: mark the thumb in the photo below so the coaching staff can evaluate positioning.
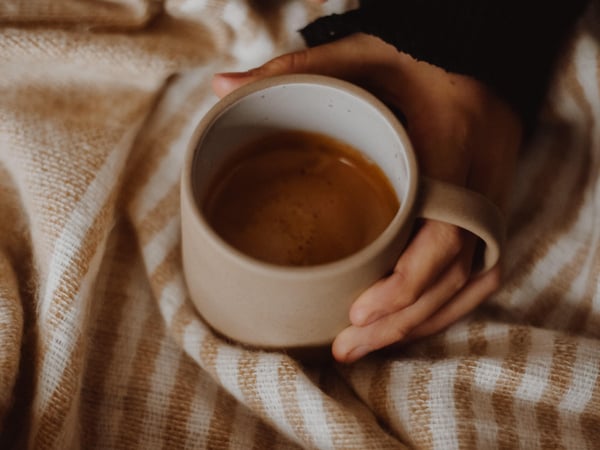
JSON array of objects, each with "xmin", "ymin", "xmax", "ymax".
[
  {"xmin": 212, "ymin": 34, "xmax": 404, "ymax": 98},
  {"xmin": 212, "ymin": 47, "xmax": 342, "ymax": 98}
]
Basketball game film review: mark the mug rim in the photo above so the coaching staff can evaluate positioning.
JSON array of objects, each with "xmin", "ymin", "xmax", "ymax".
[{"xmin": 181, "ymin": 73, "xmax": 419, "ymax": 278}]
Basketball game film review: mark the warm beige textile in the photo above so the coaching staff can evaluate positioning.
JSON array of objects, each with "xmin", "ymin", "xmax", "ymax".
[
  {"xmin": 0, "ymin": 0, "xmax": 159, "ymax": 27},
  {"xmin": 1, "ymin": 1, "xmax": 599, "ymax": 448}
]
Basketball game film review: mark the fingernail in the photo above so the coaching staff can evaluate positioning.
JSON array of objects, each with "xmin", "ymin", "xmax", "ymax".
[{"xmin": 345, "ymin": 345, "xmax": 371, "ymax": 362}]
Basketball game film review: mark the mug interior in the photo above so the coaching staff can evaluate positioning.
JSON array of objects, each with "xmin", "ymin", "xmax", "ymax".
[{"xmin": 190, "ymin": 76, "xmax": 417, "ymax": 266}]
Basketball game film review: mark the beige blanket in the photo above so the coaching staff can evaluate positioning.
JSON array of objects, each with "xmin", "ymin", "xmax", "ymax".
[{"xmin": 1, "ymin": 1, "xmax": 599, "ymax": 448}]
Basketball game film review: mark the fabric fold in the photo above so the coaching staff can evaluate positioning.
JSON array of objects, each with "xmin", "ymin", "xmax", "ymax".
[{"xmin": 0, "ymin": 0, "xmax": 162, "ymax": 29}]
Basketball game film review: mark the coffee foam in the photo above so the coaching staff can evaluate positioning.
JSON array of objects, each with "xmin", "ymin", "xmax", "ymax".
[{"xmin": 203, "ymin": 130, "xmax": 399, "ymax": 266}]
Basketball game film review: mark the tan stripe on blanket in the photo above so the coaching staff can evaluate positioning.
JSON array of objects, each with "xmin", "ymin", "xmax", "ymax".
[
  {"xmin": 492, "ymin": 326, "xmax": 530, "ymax": 449},
  {"xmin": 33, "ymin": 177, "xmax": 124, "ymax": 448},
  {"xmin": 206, "ymin": 387, "xmax": 237, "ymax": 449},
  {"xmin": 80, "ymin": 224, "xmax": 138, "ymax": 445},
  {"xmin": 535, "ymin": 334, "xmax": 577, "ymax": 449},
  {"xmin": 453, "ymin": 320, "xmax": 487, "ymax": 450}
]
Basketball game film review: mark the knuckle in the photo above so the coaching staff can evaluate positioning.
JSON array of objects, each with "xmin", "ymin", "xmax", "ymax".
[
  {"xmin": 391, "ymin": 324, "xmax": 411, "ymax": 343},
  {"xmin": 434, "ymin": 224, "xmax": 464, "ymax": 256},
  {"xmin": 393, "ymin": 296, "xmax": 415, "ymax": 311},
  {"xmin": 448, "ymin": 274, "xmax": 466, "ymax": 295},
  {"xmin": 486, "ymin": 267, "xmax": 502, "ymax": 291},
  {"xmin": 389, "ymin": 271, "xmax": 415, "ymax": 308},
  {"xmin": 453, "ymin": 260, "xmax": 471, "ymax": 288},
  {"xmin": 267, "ymin": 51, "xmax": 310, "ymax": 74},
  {"xmin": 391, "ymin": 268, "xmax": 408, "ymax": 287}
]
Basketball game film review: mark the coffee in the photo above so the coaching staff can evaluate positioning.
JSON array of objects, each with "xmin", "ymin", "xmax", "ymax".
[{"xmin": 202, "ymin": 130, "xmax": 399, "ymax": 266}]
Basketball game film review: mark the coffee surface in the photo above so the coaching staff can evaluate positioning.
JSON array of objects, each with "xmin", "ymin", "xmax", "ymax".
[{"xmin": 203, "ymin": 130, "xmax": 399, "ymax": 266}]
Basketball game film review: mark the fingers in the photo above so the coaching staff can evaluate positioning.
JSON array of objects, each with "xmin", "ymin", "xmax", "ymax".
[
  {"xmin": 332, "ymin": 265, "xmax": 500, "ymax": 364},
  {"xmin": 407, "ymin": 265, "xmax": 502, "ymax": 340},
  {"xmin": 212, "ymin": 35, "xmax": 365, "ymax": 97},
  {"xmin": 212, "ymin": 33, "xmax": 412, "ymax": 98},
  {"xmin": 332, "ymin": 262, "xmax": 501, "ymax": 363},
  {"xmin": 333, "ymin": 226, "xmax": 477, "ymax": 363},
  {"xmin": 349, "ymin": 220, "xmax": 475, "ymax": 326}
]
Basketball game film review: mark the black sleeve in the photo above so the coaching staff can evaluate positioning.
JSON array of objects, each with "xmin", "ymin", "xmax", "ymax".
[{"xmin": 300, "ymin": 0, "xmax": 590, "ymax": 132}]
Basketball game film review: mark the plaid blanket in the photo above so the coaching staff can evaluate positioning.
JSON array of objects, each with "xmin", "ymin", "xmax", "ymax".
[{"xmin": 1, "ymin": 1, "xmax": 599, "ymax": 448}]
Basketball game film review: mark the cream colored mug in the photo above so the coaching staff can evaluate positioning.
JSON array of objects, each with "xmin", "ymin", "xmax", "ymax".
[{"xmin": 181, "ymin": 74, "xmax": 504, "ymax": 351}]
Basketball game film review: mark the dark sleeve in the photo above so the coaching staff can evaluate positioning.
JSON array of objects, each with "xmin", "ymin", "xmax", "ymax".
[{"xmin": 300, "ymin": 0, "xmax": 590, "ymax": 132}]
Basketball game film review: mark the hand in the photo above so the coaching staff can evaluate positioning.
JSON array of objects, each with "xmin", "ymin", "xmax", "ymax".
[{"xmin": 212, "ymin": 33, "xmax": 522, "ymax": 363}]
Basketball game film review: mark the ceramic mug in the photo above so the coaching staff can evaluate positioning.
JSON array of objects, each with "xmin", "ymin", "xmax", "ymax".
[{"xmin": 180, "ymin": 74, "xmax": 504, "ymax": 350}]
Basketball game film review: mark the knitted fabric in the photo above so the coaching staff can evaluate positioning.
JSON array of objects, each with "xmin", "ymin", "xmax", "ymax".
[{"xmin": 0, "ymin": 1, "xmax": 599, "ymax": 448}]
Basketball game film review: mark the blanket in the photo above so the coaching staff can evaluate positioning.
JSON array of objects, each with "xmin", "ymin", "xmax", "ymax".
[{"xmin": 1, "ymin": 1, "xmax": 599, "ymax": 448}]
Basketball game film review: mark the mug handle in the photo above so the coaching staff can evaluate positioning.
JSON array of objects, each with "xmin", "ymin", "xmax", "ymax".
[{"xmin": 416, "ymin": 177, "xmax": 505, "ymax": 273}]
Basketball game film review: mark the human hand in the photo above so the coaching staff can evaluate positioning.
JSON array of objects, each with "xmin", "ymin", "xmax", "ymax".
[{"xmin": 212, "ymin": 33, "xmax": 522, "ymax": 363}]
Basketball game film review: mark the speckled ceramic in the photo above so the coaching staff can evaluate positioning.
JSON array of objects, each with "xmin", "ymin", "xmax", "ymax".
[{"xmin": 181, "ymin": 74, "xmax": 504, "ymax": 350}]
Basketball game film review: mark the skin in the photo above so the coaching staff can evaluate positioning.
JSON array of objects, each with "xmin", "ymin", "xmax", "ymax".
[{"xmin": 212, "ymin": 32, "xmax": 522, "ymax": 363}]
